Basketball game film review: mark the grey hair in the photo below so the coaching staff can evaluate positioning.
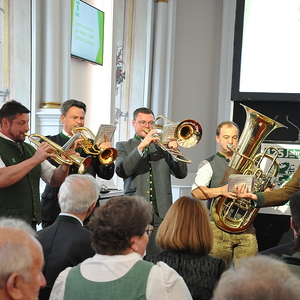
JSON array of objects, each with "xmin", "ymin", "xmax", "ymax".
[
  {"xmin": 0, "ymin": 218, "xmax": 37, "ymax": 288},
  {"xmin": 212, "ymin": 255, "xmax": 300, "ymax": 300},
  {"xmin": 58, "ymin": 174, "xmax": 100, "ymax": 213},
  {"xmin": 61, "ymin": 99, "xmax": 86, "ymax": 116}
]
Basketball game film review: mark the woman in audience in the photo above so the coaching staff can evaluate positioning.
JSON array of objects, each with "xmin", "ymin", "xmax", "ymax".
[
  {"xmin": 49, "ymin": 195, "xmax": 192, "ymax": 300},
  {"xmin": 144, "ymin": 196, "xmax": 226, "ymax": 300}
]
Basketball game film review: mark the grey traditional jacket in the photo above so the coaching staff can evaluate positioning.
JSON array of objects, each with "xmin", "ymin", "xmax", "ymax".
[{"xmin": 116, "ymin": 137, "xmax": 187, "ymax": 218}]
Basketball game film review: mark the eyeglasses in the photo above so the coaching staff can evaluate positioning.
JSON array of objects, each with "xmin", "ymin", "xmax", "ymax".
[
  {"xmin": 136, "ymin": 120, "xmax": 155, "ymax": 127},
  {"xmin": 145, "ymin": 224, "xmax": 154, "ymax": 237}
]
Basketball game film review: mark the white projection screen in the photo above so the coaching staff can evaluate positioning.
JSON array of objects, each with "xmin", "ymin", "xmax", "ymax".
[{"xmin": 231, "ymin": 0, "xmax": 300, "ymax": 101}]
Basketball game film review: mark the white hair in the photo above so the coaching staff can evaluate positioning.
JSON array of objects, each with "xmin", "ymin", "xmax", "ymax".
[
  {"xmin": 58, "ymin": 174, "xmax": 100, "ymax": 213},
  {"xmin": 0, "ymin": 218, "xmax": 37, "ymax": 288}
]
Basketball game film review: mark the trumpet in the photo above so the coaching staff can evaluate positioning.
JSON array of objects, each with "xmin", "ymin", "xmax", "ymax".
[
  {"xmin": 71, "ymin": 127, "xmax": 118, "ymax": 165},
  {"xmin": 144, "ymin": 115, "xmax": 202, "ymax": 163},
  {"xmin": 25, "ymin": 133, "xmax": 92, "ymax": 174}
]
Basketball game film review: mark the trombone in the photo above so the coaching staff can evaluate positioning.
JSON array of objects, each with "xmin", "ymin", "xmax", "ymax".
[
  {"xmin": 144, "ymin": 115, "xmax": 202, "ymax": 164},
  {"xmin": 25, "ymin": 133, "xmax": 92, "ymax": 174},
  {"xmin": 71, "ymin": 127, "xmax": 118, "ymax": 165}
]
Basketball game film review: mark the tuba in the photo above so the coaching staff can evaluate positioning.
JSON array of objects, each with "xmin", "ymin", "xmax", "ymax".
[
  {"xmin": 147, "ymin": 115, "xmax": 202, "ymax": 164},
  {"xmin": 71, "ymin": 127, "xmax": 118, "ymax": 165},
  {"xmin": 210, "ymin": 104, "xmax": 287, "ymax": 233},
  {"xmin": 25, "ymin": 133, "xmax": 92, "ymax": 174}
]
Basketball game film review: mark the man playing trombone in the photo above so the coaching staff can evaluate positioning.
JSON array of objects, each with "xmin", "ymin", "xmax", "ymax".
[
  {"xmin": 40, "ymin": 99, "xmax": 115, "ymax": 228},
  {"xmin": 0, "ymin": 100, "xmax": 71, "ymax": 229},
  {"xmin": 115, "ymin": 107, "xmax": 188, "ymax": 255}
]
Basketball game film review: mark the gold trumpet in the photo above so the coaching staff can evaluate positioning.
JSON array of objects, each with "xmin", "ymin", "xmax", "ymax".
[
  {"xmin": 71, "ymin": 127, "xmax": 118, "ymax": 165},
  {"xmin": 25, "ymin": 133, "xmax": 92, "ymax": 174}
]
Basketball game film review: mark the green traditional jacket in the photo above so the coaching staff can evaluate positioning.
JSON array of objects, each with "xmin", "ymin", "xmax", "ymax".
[{"xmin": 0, "ymin": 136, "xmax": 41, "ymax": 224}]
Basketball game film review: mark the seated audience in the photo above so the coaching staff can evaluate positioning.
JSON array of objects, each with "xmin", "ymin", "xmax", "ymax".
[
  {"xmin": 212, "ymin": 255, "xmax": 300, "ymax": 300},
  {"xmin": 0, "ymin": 217, "xmax": 46, "ymax": 300},
  {"xmin": 279, "ymin": 190, "xmax": 300, "ymax": 278},
  {"xmin": 37, "ymin": 174, "xmax": 99, "ymax": 300},
  {"xmin": 50, "ymin": 195, "xmax": 192, "ymax": 300},
  {"xmin": 144, "ymin": 196, "xmax": 226, "ymax": 300}
]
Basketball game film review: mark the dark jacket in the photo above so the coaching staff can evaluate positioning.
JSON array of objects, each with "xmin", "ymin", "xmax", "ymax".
[{"xmin": 144, "ymin": 251, "xmax": 226, "ymax": 300}]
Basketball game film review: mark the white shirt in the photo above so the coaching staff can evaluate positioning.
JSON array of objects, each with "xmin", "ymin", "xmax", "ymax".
[
  {"xmin": 191, "ymin": 159, "xmax": 213, "ymax": 191},
  {"xmin": 50, "ymin": 252, "xmax": 192, "ymax": 300},
  {"xmin": 0, "ymin": 132, "xmax": 56, "ymax": 184}
]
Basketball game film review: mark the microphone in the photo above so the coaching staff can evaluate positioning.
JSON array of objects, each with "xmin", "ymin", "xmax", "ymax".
[{"xmin": 285, "ymin": 115, "xmax": 300, "ymax": 142}]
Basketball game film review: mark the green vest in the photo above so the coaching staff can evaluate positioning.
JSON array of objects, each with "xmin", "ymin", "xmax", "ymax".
[
  {"xmin": 64, "ymin": 260, "xmax": 154, "ymax": 300},
  {"xmin": 0, "ymin": 137, "xmax": 42, "ymax": 224}
]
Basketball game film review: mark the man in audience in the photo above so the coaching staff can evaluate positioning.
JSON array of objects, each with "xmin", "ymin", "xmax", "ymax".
[
  {"xmin": 212, "ymin": 255, "xmax": 300, "ymax": 300},
  {"xmin": 37, "ymin": 174, "xmax": 99, "ymax": 300},
  {"xmin": 0, "ymin": 218, "xmax": 46, "ymax": 300},
  {"xmin": 41, "ymin": 99, "xmax": 115, "ymax": 228},
  {"xmin": 0, "ymin": 100, "xmax": 70, "ymax": 229},
  {"xmin": 279, "ymin": 190, "xmax": 300, "ymax": 278}
]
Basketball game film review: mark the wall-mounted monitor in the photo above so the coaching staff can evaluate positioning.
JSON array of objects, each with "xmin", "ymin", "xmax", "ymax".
[
  {"xmin": 231, "ymin": 0, "xmax": 300, "ymax": 102},
  {"xmin": 71, "ymin": 0, "xmax": 104, "ymax": 65}
]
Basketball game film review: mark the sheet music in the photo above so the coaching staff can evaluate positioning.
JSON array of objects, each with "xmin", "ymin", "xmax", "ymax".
[{"xmin": 94, "ymin": 124, "xmax": 116, "ymax": 145}]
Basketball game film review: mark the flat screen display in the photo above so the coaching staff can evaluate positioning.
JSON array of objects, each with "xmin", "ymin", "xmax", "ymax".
[
  {"xmin": 71, "ymin": 0, "xmax": 104, "ymax": 65},
  {"xmin": 231, "ymin": 0, "xmax": 300, "ymax": 101}
]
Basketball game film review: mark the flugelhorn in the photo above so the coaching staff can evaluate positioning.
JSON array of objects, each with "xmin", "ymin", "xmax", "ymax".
[
  {"xmin": 71, "ymin": 127, "xmax": 118, "ymax": 165},
  {"xmin": 145, "ymin": 115, "xmax": 202, "ymax": 163},
  {"xmin": 25, "ymin": 133, "xmax": 92, "ymax": 174}
]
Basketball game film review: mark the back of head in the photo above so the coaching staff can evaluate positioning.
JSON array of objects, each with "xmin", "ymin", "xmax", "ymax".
[
  {"xmin": 0, "ymin": 218, "xmax": 39, "ymax": 288},
  {"xmin": 156, "ymin": 196, "xmax": 213, "ymax": 254},
  {"xmin": 88, "ymin": 196, "xmax": 153, "ymax": 255},
  {"xmin": 58, "ymin": 174, "xmax": 100, "ymax": 214},
  {"xmin": 61, "ymin": 99, "xmax": 86, "ymax": 115},
  {"xmin": 212, "ymin": 255, "xmax": 300, "ymax": 300},
  {"xmin": 0, "ymin": 100, "xmax": 30, "ymax": 124}
]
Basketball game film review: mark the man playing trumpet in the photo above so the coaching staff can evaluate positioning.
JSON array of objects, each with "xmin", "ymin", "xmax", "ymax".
[
  {"xmin": 0, "ymin": 100, "xmax": 71, "ymax": 229},
  {"xmin": 115, "ymin": 107, "xmax": 188, "ymax": 255},
  {"xmin": 40, "ymin": 99, "xmax": 115, "ymax": 228}
]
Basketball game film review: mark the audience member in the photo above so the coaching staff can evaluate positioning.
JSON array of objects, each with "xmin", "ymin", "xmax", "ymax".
[
  {"xmin": 115, "ymin": 107, "xmax": 188, "ymax": 255},
  {"xmin": 37, "ymin": 174, "xmax": 99, "ymax": 300},
  {"xmin": 0, "ymin": 100, "xmax": 70, "ymax": 228},
  {"xmin": 145, "ymin": 196, "xmax": 226, "ymax": 300},
  {"xmin": 41, "ymin": 99, "xmax": 115, "ymax": 227},
  {"xmin": 279, "ymin": 190, "xmax": 300, "ymax": 278},
  {"xmin": 0, "ymin": 218, "xmax": 46, "ymax": 300},
  {"xmin": 212, "ymin": 255, "xmax": 300, "ymax": 300},
  {"xmin": 50, "ymin": 196, "xmax": 192, "ymax": 300}
]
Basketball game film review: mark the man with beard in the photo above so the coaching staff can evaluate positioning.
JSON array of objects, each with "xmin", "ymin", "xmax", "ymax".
[{"xmin": 0, "ymin": 100, "xmax": 70, "ymax": 229}]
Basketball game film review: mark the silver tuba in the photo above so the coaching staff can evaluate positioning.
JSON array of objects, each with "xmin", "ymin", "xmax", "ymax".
[
  {"xmin": 210, "ymin": 104, "xmax": 287, "ymax": 233},
  {"xmin": 147, "ymin": 115, "xmax": 202, "ymax": 164}
]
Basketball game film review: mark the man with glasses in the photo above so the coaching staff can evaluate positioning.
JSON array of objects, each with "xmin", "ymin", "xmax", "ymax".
[{"xmin": 115, "ymin": 107, "xmax": 188, "ymax": 255}]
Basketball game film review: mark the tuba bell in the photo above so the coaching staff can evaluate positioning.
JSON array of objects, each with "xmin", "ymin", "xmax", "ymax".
[
  {"xmin": 210, "ymin": 104, "xmax": 287, "ymax": 233},
  {"xmin": 71, "ymin": 127, "xmax": 118, "ymax": 165},
  {"xmin": 148, "ymin": 115, "xmax": 202, "ymax": 164},
  {"xmin": 25, "ymin": 133, "xmax": 92, "ymax": 174}
]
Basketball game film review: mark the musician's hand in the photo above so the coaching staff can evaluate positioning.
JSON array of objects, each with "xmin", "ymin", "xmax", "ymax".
[
  {"xmin": 98, "ymin": 134, "xmax": 112, "ymax": 149},
  {"xmin": 33, "ymin": 142, "xmax": 57, "ymax": 162},
  {"xmin": 167, "ymin": 137, "xmax": 179, "ymax": 150},
  {"xmin": 234, "ymin": 183, "xmax": 257, "ymax": 201},
  {"xmin": 138, "ymin": 129, "xmax": 159, "ymax": 151},
  {"xmin": 264, "ymin": 182, "xmax": 275, "ymax": 192},
  {"xmin": 72, "ymin": 137, "xmax": 84, "ymax": 150},
  {"xmin": 219, "ymin": 184, "xmax": 237, "ymax": 199}
]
